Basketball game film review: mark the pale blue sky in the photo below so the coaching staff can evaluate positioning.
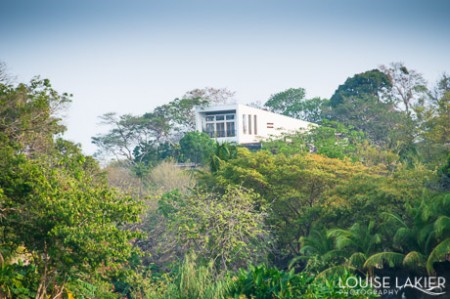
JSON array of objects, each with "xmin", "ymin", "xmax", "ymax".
[{"xmin": 1, "ymin": 0, "xmax": 449, "ymax": 154}]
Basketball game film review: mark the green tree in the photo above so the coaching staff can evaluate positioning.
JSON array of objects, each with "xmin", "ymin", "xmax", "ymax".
[
  {"xmin": 262, "ymin": 121, "xmax": 365, "ymax": 160},
  {"xmin": 327, "ymin": 221, "xmax": 382, "ymax": 271},
  {"xmin": 179, "ymin": 132, "xmax": 215, "ymax": 164},
  {"xmin": 159, "ymin": 187, "xmax": 270, "ymax": 271},
  {"xmin": 0, "ymin": 75, "xmax": 142, "ymax": 298},
  {"xmin": 210, "ymin": 149, "xmax": 372, "ymax": 266},
  {"xmin": 265, "ymin": 88, "xmax": 306, "ymax": 115},
  {"xmin": 326, "ymin": 69, "xmax": 402, "ymax": 146},
  {"xmin": 210, "ymin": 142, "xmax": 238, "ymax": 173},
  {"xmin": 264, "ymin": 88, "xmax": 326, "ymax": 123},
  {"xmin": 153, "ymin": 96, "xmax": 209, "ymax": 136},
  {"xmin": 329, "ymin": 69, "xmax": 391, "ymax": 107},
  {"xmin": 0, "ymin": 76, "xmax": 71, "ymax": 153},
  {"xmin": 439, "ymin": 154, "xmax": 450, "ymax": 189},
  {"xmin": 368, "ymin": 194, "xmax": 450, "ymax": 275},
  {"xmin": 420, "ymin": 74, "xmax": 450, "ymax": 166},
  {"xmin": 380, "ymin": 62, "xmax": 428, "ymax": 114},
  {"xmin": 92, "ymin": 95, "xmax": 211, "ymax": 175},
  {"xmin": 183, "ymin": 87, "xmax": 236, "ymax": 106},
  {"xmin": 92, "ymin": 112, "xmax": 164, "ymax": 164}
]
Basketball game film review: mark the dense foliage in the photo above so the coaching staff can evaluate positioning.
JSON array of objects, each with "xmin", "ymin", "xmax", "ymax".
[{"xmin": 1, "ymin": 63, "xmax": 450, "ymax": 298}]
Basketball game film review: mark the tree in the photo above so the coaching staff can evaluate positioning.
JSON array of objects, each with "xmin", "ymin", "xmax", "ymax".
[
  {"xmin": 209, "ymin": 149, "xmax": 372, "ymax": 267},
  {"xmin": 0, "ymin": 76, "xmax": 71, "ymax": 153},
  {"xmin": 321, "ymin": 165, "xmax": 431, "ymax": 229},
  {"xmin": 209, "ymin": 142, "xmax": 238, "ymax": 173},
  {"xmin": 264, "ymin": 88, "xmax": 327, "ymax": 123},
  {"xmin": 262, "ymin": 121, "xmax": 366, "ymax": 161},
  {"xmin": 1, "ymin": 140, "xmax": 141, "ymax": 298},
  {"xmin": 329, "ymin": 69, "xmax": 391, "ymax": 108},
  {"xmin": 439, "ymin": 154, "xmax": 450, "ymax": 190},
  {"xmin": 264, "ymin": 88, "xmax": 306, "ymax": 115},
  {"xmin": 326, "ymin": 69, "xmax": 402, "ymax": 145},
  {"xmin": 183, "ymin": 87, "xmax": 236, "ymax": 106},
  {"xmin": 293, "ymin": 96, "xmax": 328, "ymax": 123},
  {"xmin": 359, "ymin": 192, "xmax": 450, "ymax": 298},
  {"xmin": 159, "ymin": 187, "xmax": 271, "ymax": 271},
  {"xmin": 380, "ymin": 62, "xmax": 428, "ymax": 114},
  {"xmin": 0, "ymin": 61, "xmax": 13, "ymax": 85},
  {"xmin": 92, "ymin": 96, "xmax": 210, "ymax": 169},
  {"xmin": 327, "ymin": 221, "xmax": 382, "ymax": 271},
  {"xmin": 153, "ymin": 96, "xmax": 209, "ymax": 138},
  {"xmin": 0, "ymin": 75, "xmax": 141, "ymax": 298},
  {"xmin": 92, "ymin": 112, "xmax": 170, "ymax": 163},
  {"xmin": 179, "ymin": 131, "xmax": 215, "ymax": 164},
  {"xmin": 420, "ymin": 74, "xmax": 450, "ymax": 165}
]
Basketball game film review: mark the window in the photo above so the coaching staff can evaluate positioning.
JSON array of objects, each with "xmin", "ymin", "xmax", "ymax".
[
  {"xmin": 248, "ymin": 114, "xmax": 252, "ymax": 135},
  {"xmin": 243, "ymin": 114, "xmax": 247, "ymax": 134},
  {"xmin": 216, "ymin": 122, "xmax": 225, "ymax": 137},
  {"xmin": 254, "ymin": 115, "xmax": 257, "ymax": 135},
  {"xmin": 206, "ymin": 123, "xmax": 214, "ymax": 136},
  {"xmin": 204, "ymin": 112, "xmax": 236, "ymax": 138},
  {"xmin": 226, "ymin": 122, "xmax": 235, "ymax": 137}
]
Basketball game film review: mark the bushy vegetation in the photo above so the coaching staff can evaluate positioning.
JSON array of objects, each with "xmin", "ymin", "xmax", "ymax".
[{"xmin": 1, "ymin": 63, "xmax": 450, "ymax": 298}]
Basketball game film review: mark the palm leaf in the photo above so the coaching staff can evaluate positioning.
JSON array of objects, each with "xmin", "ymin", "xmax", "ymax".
[
  {"xmin": 348, "ymin": 252, "xmax": 367, "ymax": 270},
  {"xmin": 393, "ymin": 227, "xmax": 412, "ymax": 248},
  {"xmin": 327, "ymin": 228, "xmax": 351, "ymax": 239},
  {"xmin": 434, "ymin": 216, "xmax": 450, "ymax": 239},
  {"xmin": 288, "ymin": 255, "xmax": 309, "ymax": 269},
  {"xmin": 427, "ymin": 238, "xmax": 450, "ymax": 274},
  {"xmin": 417, "ymin": 223, "xmax": 435, "ymax": 252},
  {"xmin": 380, "ymin": 212, "xmax": 407, "ymax": 227},
  {"xmin": 403, "ymin": 251, "xmax": 426, "ymax": 270},
  {"xmin": 364, "ymin": 252, "xmax": 404, "ymax": 270},
  {"xmin": 322, "ymin": 249, "xmax": 348, "ymax": 262},
  {"xmin": 327, "ymin": 228, "xmax": 352, "ymax": 250}
]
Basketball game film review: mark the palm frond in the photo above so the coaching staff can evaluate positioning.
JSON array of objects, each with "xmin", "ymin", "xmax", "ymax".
[
  {"xmin": 327, "ymin": 228, "xmax": 352, "ymax": 250},
  {"xmin": 327, "ymin": 228, "xmax": 351, "ymax": 239},
  {"xmin": 393, "ymin": 227, "xmax": 413, "ymax": 248},
  {"xmin": 417, "ymin": 223, "xmax": 435, "ymax": 250},
  {"xmin": 288, "ymin": 255, "xmax": 309, "ymax": 269},
  {"xmin": 364, "ymin": 252, "xmax": 404, "ymax": 270},
  {"xmin": 348, "ymin": 252, "xmax": 367, "ymax": 270},
  {"xmin": 434, "ymin": 216, "xmax": 450, "ymax": 239},
  {"xmin": 426, "ymin": 238, "xmax": 450, "ymax": 274},
  {"xmin": 403, "ymin": 251, "xmax": 426, "ymax": 270},
  {"xmin": 322, "ymin": 249, "xmax": 348, "ymax": 262},
  {"xmin": 380, "ymin": 212, "xmax": 406, "ymax": 227}
]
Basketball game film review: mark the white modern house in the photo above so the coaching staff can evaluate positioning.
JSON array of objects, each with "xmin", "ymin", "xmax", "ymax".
[{"xmin": 194, "ymin": 104, "xmax": 315, "ymax": 146}]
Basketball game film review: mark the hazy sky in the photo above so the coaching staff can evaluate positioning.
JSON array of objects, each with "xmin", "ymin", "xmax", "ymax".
[{"xmin": 1, "ymin": 0, "xmax": 449, "ymax": 154}]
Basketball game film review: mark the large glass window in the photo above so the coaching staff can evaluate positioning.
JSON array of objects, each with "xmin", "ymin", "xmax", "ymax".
[
  {"xmin": 226, "ymin": 122, "xmax": 235, "ymax": 137},
  {"xmin": 206, "ymin": 123, "xmax": 214, "ymax": 136},
  {"xmin": 216, "ymin": 122, "xmax": 225, "ymax": 137},
  {"xmin": 204, "ymin": 112, "xmax": 236, "ymax": 138}
]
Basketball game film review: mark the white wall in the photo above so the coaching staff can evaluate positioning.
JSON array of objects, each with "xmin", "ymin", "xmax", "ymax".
[{"xmin": 195, "ymin": 104, "xmax": 316, "ymax": 144}]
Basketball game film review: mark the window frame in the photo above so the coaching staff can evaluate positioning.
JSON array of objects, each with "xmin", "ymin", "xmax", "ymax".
[{"xmin": 204, "ymin": 112, "xmax": 236, "ymax": 138}]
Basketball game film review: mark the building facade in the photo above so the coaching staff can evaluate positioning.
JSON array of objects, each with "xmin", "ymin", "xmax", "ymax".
[{"xmin": 194, "ymin": 104, "xmax": 315, "ymax": 145}]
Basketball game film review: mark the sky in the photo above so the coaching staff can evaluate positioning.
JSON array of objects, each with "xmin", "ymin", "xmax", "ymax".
[{"xmin": 1, "ymin": 0, "xmax": 450, "ymax": 154}]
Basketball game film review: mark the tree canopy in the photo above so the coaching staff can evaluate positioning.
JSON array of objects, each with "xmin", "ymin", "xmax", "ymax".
[{"xmin": 2, "ymin": 62, "xmax": 450, "ymax": 299}]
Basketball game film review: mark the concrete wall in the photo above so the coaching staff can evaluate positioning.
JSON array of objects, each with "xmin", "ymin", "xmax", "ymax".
[{"xmin": 195, "ymin": 104, "xmax": 316, "ymax": 144}]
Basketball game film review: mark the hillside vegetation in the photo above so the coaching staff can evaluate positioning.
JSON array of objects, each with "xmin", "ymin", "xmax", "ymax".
[{"xmin": 1, "ymin": 63, "xmax": 450, "ymax": 298}]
